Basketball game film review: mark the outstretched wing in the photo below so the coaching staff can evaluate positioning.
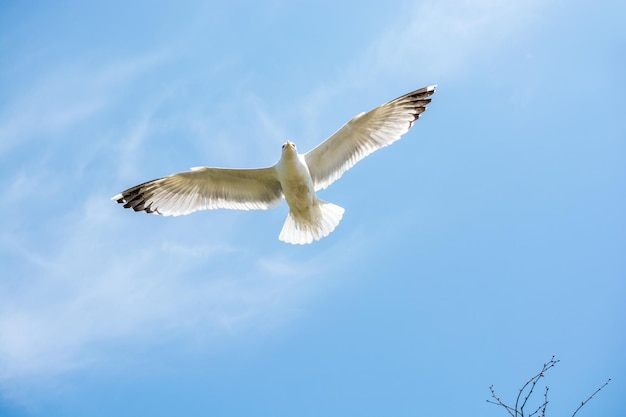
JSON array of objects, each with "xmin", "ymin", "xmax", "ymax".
[
  {"xmin": 112, "ymin": 166, "xmax": 282, "ymax": 216},
  {"xmin": 304, "ymin": 85, "xmax": 436, "ymax": 191}
]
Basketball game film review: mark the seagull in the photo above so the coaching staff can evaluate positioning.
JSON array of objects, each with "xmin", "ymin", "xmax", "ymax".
[{"xmin": 113, "ymin": 85, "xmax": 436, "ymax": 244}]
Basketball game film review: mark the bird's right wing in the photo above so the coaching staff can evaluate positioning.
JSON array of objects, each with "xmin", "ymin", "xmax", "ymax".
[
  {"xmin": 304, "ymin": 85, "xmax": 436, "ymax": 191},
  {"xmin": 112, "ymin": 166, "xmax": 282, "ymax": 216}
]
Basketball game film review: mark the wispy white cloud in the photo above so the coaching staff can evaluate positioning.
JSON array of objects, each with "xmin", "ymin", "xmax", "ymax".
[
  {"xmin": 0, "ymin": 191, "xmax": 342, "ymax": 402},
  {"xmin": 358, "ymin": 0, "xmax": 547, "ymax": 83},
  {"xmin": 0, "ymin": 50, "xmax": 168, "ymax": 156},
  {"xmin": 294, "ymin": 0, "xmax": 549, "ymax": 141},
  {"xmin": 114, "ymin": 114, "xmax": 155, "ymax": 181}
]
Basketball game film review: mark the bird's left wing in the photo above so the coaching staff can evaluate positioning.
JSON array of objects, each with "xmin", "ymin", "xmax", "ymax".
[
  {"xmin": 113, "ymin": 166, "xmax": 282, "ymax": 216},
  {"xmin": 304, "ymin": 85, "xmax": 436, "ymax": 191}
]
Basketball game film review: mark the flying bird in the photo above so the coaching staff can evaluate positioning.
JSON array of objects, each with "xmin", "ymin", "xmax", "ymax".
[{"xmin": 113, "ymin": 85, "xmax": 437, "ymax": 244}]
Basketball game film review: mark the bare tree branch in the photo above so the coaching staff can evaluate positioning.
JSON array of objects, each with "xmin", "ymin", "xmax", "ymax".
[
  {"xmin": 487, "ymin": 384, "xmax": 516, "ymax": 417},
  {"xmin": 571, "ymin": 378, "xmax": 611, "ymax": 417},
  {"xmin": 527, "ymin": 386, "xmax": 549, "ymax": 417},
  {"xmin": 516, "ymin": 356, "xmax": 558, "ymax": 417},
  {"xmin": 487, "ymin": 357, "xmax": 610, "ymax": 417}
]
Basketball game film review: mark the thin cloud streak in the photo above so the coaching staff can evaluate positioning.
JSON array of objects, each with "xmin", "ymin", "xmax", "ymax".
[
  {"xmin": 294, "ymin": 0, "xmax": 548, "ymax": 143},
  {"xmin": 0, "ymin": 193, "xmax": 343, "ymax": 391},
  {"xmin": 0, "ymin": 50, "xmax": 169, "ymax": 156},
  {"xmin": 360, "ymin": 0, "xmax": 547, "ymax": 81}
]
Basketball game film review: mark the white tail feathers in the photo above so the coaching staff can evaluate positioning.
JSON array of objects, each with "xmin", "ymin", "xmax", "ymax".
[{"xmin": 278, "ymin": 200, "xmax": 345, "ymax": 245}]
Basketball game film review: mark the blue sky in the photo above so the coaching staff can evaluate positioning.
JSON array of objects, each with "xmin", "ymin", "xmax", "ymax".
[{"xmin": 0, "ymin": 1, "xmax": 624, "ymax": 416}]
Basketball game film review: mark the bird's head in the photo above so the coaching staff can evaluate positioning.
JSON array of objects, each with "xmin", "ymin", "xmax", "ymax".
[{"xmin": 281, "ymin": 141, "xmax": 297, "ymax": 154}]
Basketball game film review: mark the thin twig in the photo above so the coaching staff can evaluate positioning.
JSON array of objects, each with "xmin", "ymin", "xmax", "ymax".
[
  {"xmin": 519, "ymin": 376, "xmax": 539, "ymax": 416},
  {"xmin": 515, "ymin": 356, "xmax": 559, "ymax": 417},
  {"xmin": 571, "ymin": 378, "xmax": 611, "ymax": 417},
  {"xmin": 488, "ymin": 384, "xmax": 516, "ymax": 417},
  {"xmin": 541, "ymin": 386, "xmax": 549, "ymax": 417},
  {"xmin": 528, "ymin": 386, "xmax": 549, "ymax": 417}
]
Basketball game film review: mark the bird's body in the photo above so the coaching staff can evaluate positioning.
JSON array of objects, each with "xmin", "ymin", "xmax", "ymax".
[
  {"xmin": 275, "ymin": 143, "xmax": 316, "ymax": 214},
  {"xmin": 113, "ymin": 85, "xmax": 436, "ymax": 244},
  {"xmin": 274, "ymin": 142, "xmax": 344, "ymax": 244}
]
